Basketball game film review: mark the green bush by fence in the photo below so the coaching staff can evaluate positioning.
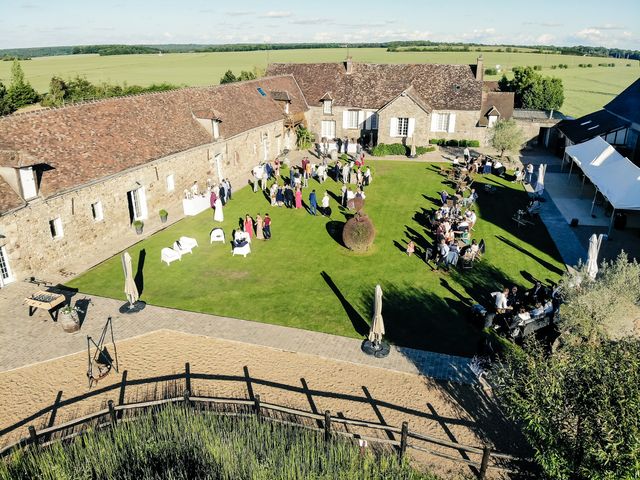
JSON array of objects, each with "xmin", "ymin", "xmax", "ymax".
[
  {"xmin": 428, "ymin": 139, "xmax": 481, "ymax": 147},
  {"xmin": 370, "ymin": 143, "xmax": 435, "ymax": 157}
]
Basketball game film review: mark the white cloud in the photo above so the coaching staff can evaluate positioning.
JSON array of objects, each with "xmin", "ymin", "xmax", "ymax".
[
  {"xmin": 163, "ymin": 32, "xmax": 173, "ymax": 39},
  {"xmin": 590, "ymin": 24, "xmax": 625, "ymax": 30},
  {"xmin": 261, "ymin": 11, "xmax": 292, "ymax": 18},
  {"xmin": 225, "ymin": 11, "xmax": 251, "ymax": 16},
  {"xmin": 536, "ymin": 33, "xmax": 555, "ymax": 44}
]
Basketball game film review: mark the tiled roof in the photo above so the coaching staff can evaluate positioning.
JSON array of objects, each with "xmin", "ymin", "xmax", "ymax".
[
  {"xmin": 556, "ymin": 109, "xmax": 629, "ymax": 144},
  {"xmin": 512, "ymin": 109, "xmax": 565, "ymax": 121},
  {"xmin": 266, "ymin": 61, "xmax": 482, "ymax": 110},
  {"xmin": 478, "ymin": 91, "xmax": 514, "ymax": 126},
  {"xmin": 604, "ymin": 77, "xmax": 640, "ymax": 124},
  {"xmin": 0, "ymin": 176, "xmax": 24, "ymax": 214},
  {"xmin": 0, "ymin": 75, "xmax": 307, "ymax": 206}
]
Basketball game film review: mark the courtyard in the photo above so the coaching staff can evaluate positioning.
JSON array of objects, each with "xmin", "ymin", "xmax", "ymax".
[{"xmin": 66, "ymin": 159, "xmax": 565, "ymax": 358}]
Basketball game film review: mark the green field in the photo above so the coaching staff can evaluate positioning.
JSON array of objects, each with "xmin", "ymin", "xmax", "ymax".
[
  {"xmin": 66, "ymin": 161, "xmax": 564, "ymax": 358},
  {"xmin": 0, "ymin": 48, "xmax": 637, "ymax": 117}
]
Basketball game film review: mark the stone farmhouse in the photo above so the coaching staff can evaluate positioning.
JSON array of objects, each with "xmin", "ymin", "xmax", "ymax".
[
  {"xmin": 0, "ymin": 76, "xmax": 308, "ymax": 285},
  {"xmin": 556, "ymin": 77, "xmax": 640, "ymax": 163},
  {"xmin": 266, "ymin": 56, "xmax": 515, "ymax": 148},
  {"xmin": 0, "ymin": 57, "xmax": 519, "ymax": 285}
]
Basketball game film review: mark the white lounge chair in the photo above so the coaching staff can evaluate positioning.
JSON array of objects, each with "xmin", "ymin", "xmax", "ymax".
[
  {"xmin": 161, "ymin": 247, "xmax": 181, "ymax": 266},
  {"xmin": 173, "ymin": 241, "xmax": 193, "ymax": 255},
  {"xmin": 179, "ymin": 236, "xmax": 198, "ymax": 250},
  {"xmin": 210, "ymin": 228, "xmax": 225, "ymax": 244},
  {"xmin": 232, "ymin": 244, "xmax": 251, "ymax": 257},
  {"xmin": 233, "ymin": 230, "xmax": 251, "ymax": 244}
]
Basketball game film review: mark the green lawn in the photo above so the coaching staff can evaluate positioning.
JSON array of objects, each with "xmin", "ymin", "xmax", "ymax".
[
  {"xmin": 0, "ymin": 48, "xmax": 637, "ymax": 117},
  {"xmin": 66, "ymin": 161, "xmax": 564, "ymax": 357}
]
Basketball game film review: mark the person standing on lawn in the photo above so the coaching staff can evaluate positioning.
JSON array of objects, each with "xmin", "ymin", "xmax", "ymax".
[
  {"xmin": 263, "ymin": 213, "xmax": 272, "ymax": 239},
  {"xmin": 295, "ymin": 188, "xmax": 302, "ymax": 209},
  {"xmin": 255, "ymin": 214, "xmax": 264, "ymax": 240},
  {"xmin": 244, "ymin": 214, "xmax": 254, "ymax": 238},
  {"xmin": 321, "ymin": 191, "xmax": 331, "ymax": 217},
  {"xmin": 309, "ymin": 189, "xmax": 318, "ymax": 215}
]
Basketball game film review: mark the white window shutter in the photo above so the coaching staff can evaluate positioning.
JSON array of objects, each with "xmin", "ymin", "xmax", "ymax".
[
  {"xmin": 364, "ymin": 111, "xmax": 373, "ymax": 129},
  {"xmin": 390, "ymin": 117, "xmax": 398, "ymax": 137},
  {"xmin": 430, "ymin": 114, "xmax": 439, "ymax": 132},
  {"xmin": 342, "ymin": 111, "xmax": 349, "ymax": 129},
  {"xmin": 448, "ymin": 114, "xmax": 456, "ymax": 133},
  {"xmin": 407, "ymin": 118, "xmax": 415, "ymax": 137},
  {"xmin": 139, "ymin": 187, "xmax": 148, "ymax": 219},
  {"xmin": 357, "ymin": 110, "xmax": 365, "ymax": 128}
]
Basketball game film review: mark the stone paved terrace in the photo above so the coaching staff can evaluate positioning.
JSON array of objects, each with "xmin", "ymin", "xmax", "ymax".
[{"xmin": 0, "ymin": 281, "xmax": 476, "ymax": 384}]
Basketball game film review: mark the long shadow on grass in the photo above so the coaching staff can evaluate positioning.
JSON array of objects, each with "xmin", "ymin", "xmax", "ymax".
[
  {"xmin": 359, "ymin": 283, "xmax": 480, "ymax": 357},
  {"xmin": 320, "ymin": 271, "xmax": 369, "ymax": 337},
  {"xmin": 495, "ymin": 235, "xmax": 564, "ymax": 275},
  {"xmin": 325, "ymin": 221, "xmax": 346, "ymax": 247}
]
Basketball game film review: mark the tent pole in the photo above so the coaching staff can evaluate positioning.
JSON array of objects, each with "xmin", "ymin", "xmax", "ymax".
[
  {"xmin": 589, "ymin": 187, "xmax": 598, "ymax": 217},
  {"xmin": 567, "ymin": 159, "xmax": 574, "ymax": 183},
  {"xmin": 580, "ymin": 174, "xmax": 586, "ymax": 195},
  {"xmin": 607, "ymin": 208, "xmax": 615, "ymax": 239}
]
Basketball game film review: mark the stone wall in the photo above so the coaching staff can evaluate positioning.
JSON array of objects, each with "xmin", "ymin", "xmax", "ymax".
[
  {"xmin": 427, "ymin": 110, "xmax": 488, "ymax": 145},
  {"xmin": 0, "ymin": 120, "xmax": 287, "ymax": 282},
  {"xmin": 377, "ymin": 95, "xmax": 430, "ymax": 146}
]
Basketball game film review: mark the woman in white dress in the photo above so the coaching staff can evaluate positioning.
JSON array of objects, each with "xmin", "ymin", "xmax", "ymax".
[{"xmin": 213, "ymin": 197, "xmax": 224, "ymax": 222}]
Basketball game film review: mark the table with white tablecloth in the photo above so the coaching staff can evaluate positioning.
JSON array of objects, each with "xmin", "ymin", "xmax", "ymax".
[{"xmin": 182, "ymin": 195, "xmax": 210, "ymax": 216}]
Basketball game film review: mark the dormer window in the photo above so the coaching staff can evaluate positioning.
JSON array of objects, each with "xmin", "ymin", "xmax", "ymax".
[
  {"xmin": 323, "ymin": 100, "xmax": 332, "ymax": 115},
  {"xmin": 19, "ymin": 167, "xmax": 37, "ymax": 200},
  {"xmin": 212, "ymin": 120, "xmax": 220, "ymax": 140},
  {"xmin": 284, "ymin": 102, "xmax": 290, "ymax": 114}
]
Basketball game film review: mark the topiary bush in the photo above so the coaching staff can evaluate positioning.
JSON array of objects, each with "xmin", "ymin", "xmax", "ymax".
[
  {"xmin": 342, "ymin": 211, "xmax": 376, "ymax": 252},
  {"xmin": 370, "ymin": 143, "xmax": 408, "ymax": 156}
]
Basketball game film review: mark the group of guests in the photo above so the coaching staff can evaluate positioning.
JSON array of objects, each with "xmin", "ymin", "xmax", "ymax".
[
  {"xmin": 489, "ymin": 280, "xmax": 560, "ymax": 333},
  {"xmin": 233, "ymin": 213, "xmax": 273, "ymax": 248},
  {"xmin": 208, "ymin": 179, "xmax": 233, "ymax": 222},
  {"xmin": 334, "ymin": 159, "xmax": 371, "ymax": 188}
]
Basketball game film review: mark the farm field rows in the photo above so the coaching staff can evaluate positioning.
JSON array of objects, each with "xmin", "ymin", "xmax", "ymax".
[{"xmin": 0, "ymin": 48, "xmax": 637, "ymax": 117}]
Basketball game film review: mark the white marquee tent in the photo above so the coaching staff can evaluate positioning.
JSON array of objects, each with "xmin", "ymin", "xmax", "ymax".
[{"xmin": 565, "ymin": 136, "xmax": 640, "ymax": 235}]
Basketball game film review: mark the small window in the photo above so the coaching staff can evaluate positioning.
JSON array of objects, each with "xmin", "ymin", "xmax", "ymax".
[
  {"xmin": 166, "ymin": 174, "xmax": 175, "ymax": 192},
  {"xmin": 321, "ymin": 120, "xmax": 336, "ymax": 139},
  {"xmin": 257, "ymin": 87, "xmax": 266, "ymax": 97},
  {"xmin": 49, "ymin": 216, "xmax": 64, "ymax": 239},
  {"xmin": 284, "ymin": 102, "xmax": 289, "ymax": 114},
  {"xmin": 347, "ymin": 110, "xmax": 359, "ymax": 129},
  {"xmin": 396, "ymin": 118, "xmax": 409, "ymax": 137},
  {"xmin": 323, "ymin": 100, "xmax": 332, "ymax": 115},
  {"xmin": 91, "ymin": 201, "xmax": 104, "ymax": 222},
  {"xmin": 433, "ymin": 113, "xmax": 451, "ymax": 132},
  {"xmin": 370, "ymin": 113, "xmax": 378, "ymax": 130}
]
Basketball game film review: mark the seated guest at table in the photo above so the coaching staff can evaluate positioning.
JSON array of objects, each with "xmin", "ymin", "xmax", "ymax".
[
  {"xmin": 491, "ymin": 287, "xmax": 512, "ymax": 313},
  {"xmin": 462, "ymin": 189, "xmax": 478, "ymax": 207},
  {"xmin": 452, "ymin": 156, "xmax": 460, "ymax": 165},
  {"xmin": 510, "ymin": 307, "xmax": 531, "ymax": 328},
  {"xmin": 530, "ymin": 302, "xmax": 545, "ymax": 317},
  {"xmin": 543, "ymin": 300, "xmax": 554, "ymax": 315},
  {"xmin": 465, "ymin": 209, "xmax": 477, "ymax": 229},
  {"xmin": 434, "ymin": 239, "xmax": 450, "ymax": 269},
  {"xmin": 508, "ymin": 286, "xmax": 520, "ymax": 309},
  {"xmin": 440, "ymin": 190, "xmax": 449, "ymax": 205},
  {"xmin": 525, "ymin": 281, "xmax": 545, "ymax": 303},
  {"xmin": 469, "ymin": 158, "xmax": 479, "ymax": 174},
  {"xmin": 482, "ymin": 159, "xmax": 493, "ymax": 174},
  {"xmin": 450, "ymin": 205, "xmax": 461, "ymax": 218},
  {"xmin": 444, "ymin": 229, "xmax": 455, "ymax": 244},
  {"xmin": 493, "ymin": 160, "xmax": 504, "ymax": 176}
]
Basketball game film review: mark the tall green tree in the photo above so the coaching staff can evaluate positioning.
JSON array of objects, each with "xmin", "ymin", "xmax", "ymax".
[
  {"xmin": 502, "ymin": 66, "xmax": 564, "ymax": 110},
  {"xmin": 489, "ymin": 119, "xmax": 524, "ymax": 157},
  {"xmin": 219, "ymin": 70, "xmax": 237, "ymax": 84},
  {"xmin": 6, "ymin": 59, "xmax": 40, "ymax": 108},
  {"xmin": 237, "ymin": 70, "xmax": 256, "ymax": 81},
  {"xmin": 0, "ymin": 82, "xmax": 16, "ymax": 116},
  {"xmin": 41, "ymin": 76, "xmax": 68, "ymax": 107}
]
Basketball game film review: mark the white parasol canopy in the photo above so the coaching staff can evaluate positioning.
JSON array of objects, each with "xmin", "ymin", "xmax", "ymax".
[
  {"xmin": 121, "ymin": 251, "xmax": 139, "ymax": 305},
  {"xmin": 410, "ymin": 136, "xmax": 416, "ymax": 158},
  {"xmin": 368, "ymin": 284, "xmax": 385, "ymax": 343},
  {"xmin": 534, "ymin": 163, "xmax": 546, "ymax": 194},
  {"xmin": 586, "ymin": 233, "xmax": 603, "ymax": 280}
]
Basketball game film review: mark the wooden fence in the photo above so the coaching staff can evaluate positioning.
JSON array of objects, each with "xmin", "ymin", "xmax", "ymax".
[{"xmin": 0, "ymin": 363, "xmax": 533, "ymax": 479}]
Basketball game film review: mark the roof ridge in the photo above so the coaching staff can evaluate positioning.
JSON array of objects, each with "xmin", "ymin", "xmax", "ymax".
[{"xmin": 0, "ymin": 74, "xmax": 298, "ymax": 122}]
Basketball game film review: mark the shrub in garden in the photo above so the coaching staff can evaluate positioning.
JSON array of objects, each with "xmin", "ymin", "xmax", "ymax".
[{"xmin": 343, "ymin": 211, "xmax": 376, "ymax": 252}]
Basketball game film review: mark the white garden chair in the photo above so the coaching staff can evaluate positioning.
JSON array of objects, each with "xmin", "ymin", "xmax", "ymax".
[
  {"xmin": 232, "ymin": 244, "xmax": 251, "ymax": 257},
  {"xmin": 179, "ymin": 236, "xmax": 198, "ymax": 250},
  {"xmin": 173, "ymin": 241, "xmax": 193, "ymax": 255},
  {"xmin": 210, "ymin": 228, "xmax": 225, "ymax": 244},
  {"xmin": 161, "ymin": 248, "xmax": 181, "ymax": 266}
]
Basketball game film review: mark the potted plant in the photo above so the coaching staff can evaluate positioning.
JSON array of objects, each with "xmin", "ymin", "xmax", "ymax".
[
  {"xmin": 133, "ymin": 220, "xmax": 144, "ymax": 234},
  {"xmin": 59, "ymin": 304, "xmax": 83, "ymax": 333},
  {"xmin": 159, "ymin": 209, "xmax": 168, "ymax": 223}
]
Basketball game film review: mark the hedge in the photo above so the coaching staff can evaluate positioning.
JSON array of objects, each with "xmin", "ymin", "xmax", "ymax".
[
  {"xmin": 370, "ymin": 143, "xmax": 435, "ymax": 157},
  {"xmin": 428, "ymin": 139, "xmax": 480, "ymax": 147}
]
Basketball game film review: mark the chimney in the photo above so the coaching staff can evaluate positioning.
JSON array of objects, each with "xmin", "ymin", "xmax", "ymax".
[
  {"xmin": 345, "ymin": 56, "xmax": 353, "ymax": 75},
  {"xmin": 476, "ymin": 55, "xmax": 484, "ymax": 81}
]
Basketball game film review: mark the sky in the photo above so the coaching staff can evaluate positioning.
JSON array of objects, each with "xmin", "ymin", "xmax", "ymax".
[{"xmin": 1, "ymin": 0, "xmax": 639, "ymax": 50}]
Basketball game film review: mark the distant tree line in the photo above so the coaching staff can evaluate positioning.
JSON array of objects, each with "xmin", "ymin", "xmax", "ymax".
[
  {"xmin": 219, "ymin": 68, "xmax": 262, "ymax": 84},
  {"xmin": 2, "ymin": 42, "xmax": 639, "ymax": 60}
]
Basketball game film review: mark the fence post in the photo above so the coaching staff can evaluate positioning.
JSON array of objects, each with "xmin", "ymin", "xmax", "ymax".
[
  {"xmin": 185, "ymin": 362, "xmax": 191, "ymax": 394},
  {"xmin": 107, "ymin": 400, "xmax": 117, "ymax": 427},
  {"xmin": 254, "ymin": 394, "xmax": 261, "ymax": 420},
  {"xmin": 184, "ymin": 388, "xmax": 191, "ymax": 407},
  {"xmin": 478, "ymin": 445, "xmax": 491, "ymax": 479},
  {"xmin": 28, "ymin": 426, "xmax": 38, "ymax": 446},
  {"xmin": 399, "ymin": 421, "xmax": 409, "ymax": 459},
  {"xmin": 324, "ymin": 410, "xmax": 332, "ymax": 442},
  {"xmin": 117, "ymin": 370, "xmax": 128, "ymax": 420}
]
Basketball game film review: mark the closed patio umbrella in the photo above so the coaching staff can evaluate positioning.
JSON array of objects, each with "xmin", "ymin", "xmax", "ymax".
[
  {"xmin": 534, "ymin": 163, "xmax": 546, "ymax": 195},
  {"xmin": 368, "ymin": 284, "xmax": 385, "ymax": 343},
  {"xmin": 121, "ymin": 251, "xmax": 139, "ymax": 306},
  {"xmin": 586, "ymin": 233, "xmax": 603, "ymax": 280},
  {"xmin": 410, "ymin": 136, "xmax": 417, "ymax": 158}
]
